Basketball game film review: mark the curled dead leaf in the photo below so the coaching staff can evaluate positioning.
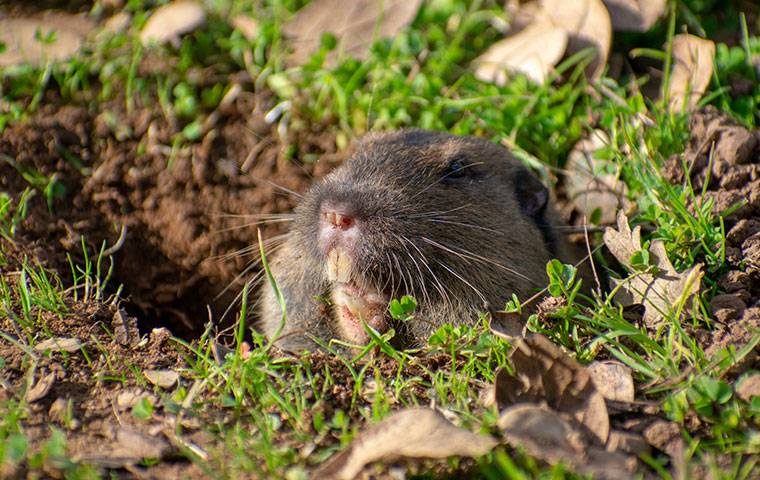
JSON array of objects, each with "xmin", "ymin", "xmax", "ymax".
[
  {"xmin": 473, "ymin": 19, "xmax": 568, "ymax": 84},
  {"xmin": 587, "ymin": 360, "xmax": 635, "ymax": 402},
  {"xmin": 25, "ymin": 372, "xmax": 56, "ymax": 402},
  {"xmin": 499, "ymin": 404, "xmax": 638, "ymax": 480},
  {"xmin": 315, "ymin": 408, "xmax": 497, "ymax": 480},
  {"xmin": 140, "ymin": 1, "xmax": 206, "ymax": 46},
  {"xmin": 565, "ymin": 129, "xmax": 628, "ymax": 224},
  {"xmin": 603, "ymin": 211, "xmax": 703, "ymax": 327},
  {"xmin": 495, "ymin": 335, "xmax": 610, "ymax": 444},
  {"xmin": 542, "ymin": 0, "xmax": 612, "ymax": 80},
  {"xmin": 667, "ymin": 34, "xmax": 715, "ymax": 112},
  {"xmin": 282, "ymin": 0, "xmax": 422, "ymax": 66},
  {"xmin": 602, "ymin": 0, "xmax": 666, "ymax": 32}
]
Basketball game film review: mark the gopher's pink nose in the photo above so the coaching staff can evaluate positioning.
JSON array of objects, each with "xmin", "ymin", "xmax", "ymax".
[
  {"xmin": 319, "ymin": 203, "xmax": 360, "ymax": 256},
  {"xmin": 322, "ymin": 208, "xmax": 355, "ymax": 230}
]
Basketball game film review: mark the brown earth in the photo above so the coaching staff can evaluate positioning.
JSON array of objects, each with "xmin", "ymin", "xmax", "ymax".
[
  {"xmin": 662, "ymin": 107, "xmax": 760, "ymax": 371},
  {"xmin": 0, "ymin": 91, "xmax": 342, "ymax": 337}
]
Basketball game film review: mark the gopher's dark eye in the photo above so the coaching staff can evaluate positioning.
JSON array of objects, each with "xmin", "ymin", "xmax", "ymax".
[{"xmin": 445, "ymin": 159, "xmax": 468, "ymax": 179}]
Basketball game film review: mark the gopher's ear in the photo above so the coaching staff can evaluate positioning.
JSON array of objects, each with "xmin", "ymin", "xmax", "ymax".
[{"xmin": 514, "ymin": 168, "xmax": 549, "ymax": 218}]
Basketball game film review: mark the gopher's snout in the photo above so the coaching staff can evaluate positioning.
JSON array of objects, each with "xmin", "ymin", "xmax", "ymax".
[
  {"xmin": 320, "ymin": 199, "xmax": 393, "ymax": 343},
  {"xmin": 318, "ymin": 201, "xmax": 361, "ymax": 257}
]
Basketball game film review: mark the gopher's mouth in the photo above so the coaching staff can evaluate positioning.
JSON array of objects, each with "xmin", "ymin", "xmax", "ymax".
[
  {"xmin": 325, "ymin": 247, "xmax": 389, "ymax": 343},
  {"xmin": 330, "ymin": 282, "xmax": 389, "ymax": 344}
]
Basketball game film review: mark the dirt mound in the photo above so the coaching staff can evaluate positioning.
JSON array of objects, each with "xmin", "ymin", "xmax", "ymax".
[
  {"xmin": 663, "ymin": 107, "xmax": 760, "ymax": 366},
  {"xmin": 0, "ymin": 95, "xmax": 342, "ymax": 336}
]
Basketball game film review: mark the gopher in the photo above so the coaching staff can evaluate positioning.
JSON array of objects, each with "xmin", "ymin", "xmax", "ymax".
[{"xmin": 258, "ymin": 130, "xmax": 586, "ymax": 351}]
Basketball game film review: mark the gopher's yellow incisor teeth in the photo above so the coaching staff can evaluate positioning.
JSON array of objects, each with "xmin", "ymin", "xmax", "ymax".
[{"xmin": 326, "ymin": 248, "xmax": 352, "ymax": 283}]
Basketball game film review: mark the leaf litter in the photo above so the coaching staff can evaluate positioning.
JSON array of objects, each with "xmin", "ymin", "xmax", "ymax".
[
  {"xmin": 0, "ymin": 11, "xmax": 95, "ymax": 67},
  {"xmin": 603, "ymin": 210, "xmax": 703, "ymax": 327},
  {"xmin": 474, "ymin": 0, "xmax": 614, "ymax": 84},
  {"xmin": 320, "ymin": 335, "xmax": 654, "ymax": 479},
  {"xmin": 34, "ymin": 337, "xmax": 84, "ymax": 353},
  {"xmin": 139, "ymin": 0, "xmax": 207, "ymax": 47},
  {"xmin": 314, "ymin": 408, "xmax": 498, "ymax": 480},
  {"xmin": 666, "ymin": 34, "xmax": 716, "ymax": 112},
  {"xmin": 565, "ymin": 128, "xmax": 629, "ymax": 224},
  {"xmin": 495, "ymin": 335, "xmax": 610, "ymax": 444},
  {"xmin": 473, "ymin": 17, "xmax": 568, "ymax": 85},
  {"xmin": 602, "ymin": 0, "xmax": 666, "ymax": 32},
  {"xmin": 282, "ymin": 0, "xmax": 422, "ymax": 66}
]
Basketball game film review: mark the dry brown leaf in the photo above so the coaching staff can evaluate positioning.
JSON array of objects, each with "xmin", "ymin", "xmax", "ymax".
[
  {"xmin": 115, "ymin": 428, "xmax": 172, "ymax": 459},
  {"xmin": 499, "ymin": 405, "xmax": 638, "ymax": 480},
  {"xmin": 495, "ymin": 335, "xmax": 610, "ymax": 444},
  {"xmin": 603, "ymin": 211, "xmax": 703, "ymax": 326},
  {"xmin": 282, "ymin": 0, "xmax": 422, "ymax": 66},
  {"xmin": 667, "ymin": 34, "xmax": 715, "ymax": 112},
  {"xmin": 587, "ymin": 360, "xmax": 635, "ymax": 402},
  {"xmin": 504, "ymin": 0, "xmax": 545, "ymax": 34},
  {"xmin": 0, "ymin": 13, "xmax": 94, "ymax": 67},
  {"xmin": 498, "ymin": 404, "xmax": 585, "ymax": 453},
  {"xmin": 476, "ymin": 0, "xmax": 611, "ymax": 83},
  {"xmin": 602, "ymin": 0, "xmax": 666, "ymax": 31},
  {"xmin": 34, "ymin": 337, "xmax": 83, "ymax": 353},
  {"xmin": 488, "ymin": 310, "xmax": 525, "ymax": 339},
  {"xmin": 140, "ymin": 0, "xmax": 206, "ymax": 46},
  {"xmin": 542, "ymin": 0, "xmax": 612, "ymax": 79},
  {"xmin": 565, "ymin": 129, "xmax": 628, "ymax": 224},
  {"xmin": 143, "ymin": 369, "xmax": 179, "ymax": 389},
  {"xmin": 472, "ymin": 18, "xmax": 567, "ymax": 84},
  {"xmin": 25, "ymin": 372, "xmax": 56, "ymax": 403},
  {"xmin": 74, "ymin": 428, "xmax": 172, "ymax": 468},
  {"xmin": 314, "ymin": 407, "xmax": 497, "ymax": 479}
]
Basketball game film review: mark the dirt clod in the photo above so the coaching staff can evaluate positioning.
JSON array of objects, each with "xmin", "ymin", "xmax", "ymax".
[{"xmin": 709, "ymin": 293, "xmax": 747, "ymax": 323}]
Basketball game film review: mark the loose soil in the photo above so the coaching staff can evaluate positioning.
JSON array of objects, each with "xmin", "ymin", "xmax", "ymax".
[
  {"xmin": 0, "ymin": 91, "xmax": 342, "ymax": 336},
  {"xmin": 662, "ymin": 106, "xmax": 760, "ymax": 369}
]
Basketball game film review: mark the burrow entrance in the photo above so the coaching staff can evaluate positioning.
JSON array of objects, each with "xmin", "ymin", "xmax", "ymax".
[{"xmin": 0, "ymin": 93, "xmax": 343, "ymax": 337}]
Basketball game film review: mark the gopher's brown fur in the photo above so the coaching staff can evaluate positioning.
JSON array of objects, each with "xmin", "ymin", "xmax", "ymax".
[{"xmin": 258, "ymin": 130, "xmax": 587, "ymax": 351}]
